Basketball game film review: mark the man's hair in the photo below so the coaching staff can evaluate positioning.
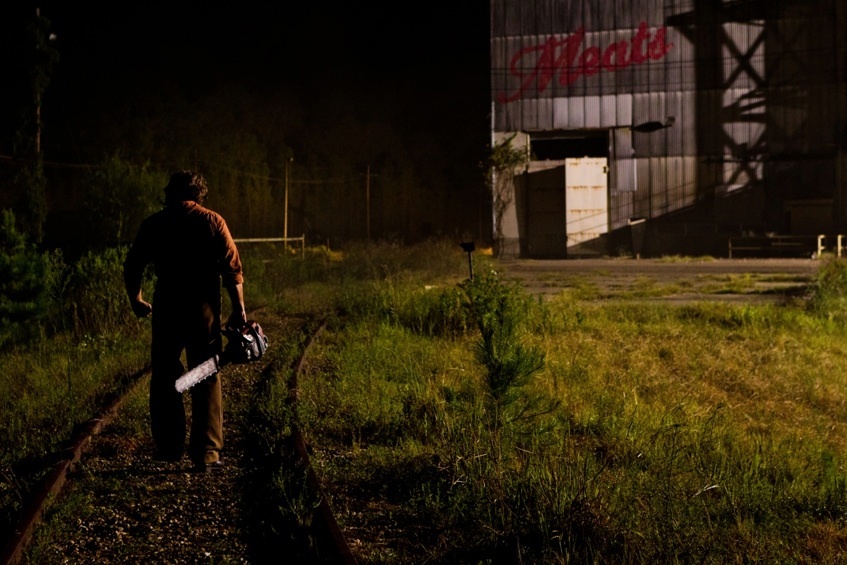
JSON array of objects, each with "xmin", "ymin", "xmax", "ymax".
[{"xmin": 164, "ymin": 170, "xmax": 209, "ymax": 205}]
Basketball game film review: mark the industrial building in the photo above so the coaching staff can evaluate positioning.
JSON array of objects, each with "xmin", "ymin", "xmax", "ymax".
[{"xmin": 490, "ymin": 0, "xmax": 847, "ymax": 258}]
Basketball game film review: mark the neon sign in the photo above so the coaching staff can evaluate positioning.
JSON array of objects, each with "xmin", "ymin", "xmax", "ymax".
[{"xmin": 497, "ymin": 22, "xmax": 674, "ymax": 103}]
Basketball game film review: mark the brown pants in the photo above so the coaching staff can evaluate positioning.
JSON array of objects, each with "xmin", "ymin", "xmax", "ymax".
[{"xmin": 150, "ymin": 300, "xmax": 223, "ymax": 465}]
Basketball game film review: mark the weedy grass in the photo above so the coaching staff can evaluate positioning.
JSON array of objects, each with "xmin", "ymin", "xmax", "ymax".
[
  {"xmin": 22, "ymin": 374, "xmax": 153, "ymax": 565},
  {"xmin": 0, "ymin": 240, "xmax": 162, "ymax": 537},
  {"xmin": 0, "ymin": 333, "xmax": 149, "ymax": 530},
  {"xmin": 293, "ymin": 256, "xmax": 847, "ymax": 562},
  {"xmin": 238, "ymin": 315, "xmax": 347, "ymax": 562},
  {"xmin": 241, "ymin": 238, "xmax": 477, "ymax": 317},
  {"xmin": 0, "ymin": 238, "xmax": 476, "ymax": 544},
  {"xmin": 8, "ymin": 242, "xmax": 847, "ymax": 562}
]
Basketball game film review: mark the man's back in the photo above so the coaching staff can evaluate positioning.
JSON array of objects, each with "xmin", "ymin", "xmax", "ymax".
[{"xmin": 125, "ymin": 200, "xmax": 241, "ymax": 306}]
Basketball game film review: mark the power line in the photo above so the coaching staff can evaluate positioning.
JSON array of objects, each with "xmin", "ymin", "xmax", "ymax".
[
  {"xmin": 0, "ymin": 153, "xmax": 370, "ymax": 186},
  {"xmin": 0, "ymin": 153, "xmax": 99, "ymax": 170}
]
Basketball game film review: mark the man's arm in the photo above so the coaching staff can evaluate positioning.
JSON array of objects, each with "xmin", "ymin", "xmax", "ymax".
[
  {"xmin": 123, "ymin": 226, "xmax": 153, "ymax": 318},
  {"xmin": 216, "ymin": 214, "xmax": 246, "ymax": 328},
  {"xmin": 128, "ymin": 289, "xmax": 153, "ymax": 318},
  {"xmin": 225, "ymin": 282, "xmax": 247, "ymax": 328}
]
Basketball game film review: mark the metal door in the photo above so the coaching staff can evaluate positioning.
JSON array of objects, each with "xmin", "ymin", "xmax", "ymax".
[{"xmin": 566, "ymin": 158, "xmax": 609, "ymax": 252}]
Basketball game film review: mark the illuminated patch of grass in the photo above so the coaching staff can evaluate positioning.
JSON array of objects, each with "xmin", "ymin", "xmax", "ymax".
[
  {"xmin": 9, "ymin": 242, "xmax": 844, "ymax": 562},
  {"xmin": 297, "ymin": 267, "xmax": 847, "ymax": 562},
  {"xmin": 556, "ymin": 277, "xmax": 602, "ymax": 300}
]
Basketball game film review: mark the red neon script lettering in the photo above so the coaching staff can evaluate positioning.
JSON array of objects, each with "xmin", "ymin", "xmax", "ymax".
[{"xmin": 497, "ymin": 21, "xmax": 674, "ymax": 103}]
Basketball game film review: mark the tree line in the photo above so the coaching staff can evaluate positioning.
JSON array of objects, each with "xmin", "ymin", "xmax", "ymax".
[{"xmin": 0, "ymin": 12, "xmax": 491, "ymax": 257}]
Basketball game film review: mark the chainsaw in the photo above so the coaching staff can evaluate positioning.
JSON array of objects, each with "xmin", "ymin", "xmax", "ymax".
[{"xmin": 174, "ymin": 320, "xmax": 268, "ymax": 393}]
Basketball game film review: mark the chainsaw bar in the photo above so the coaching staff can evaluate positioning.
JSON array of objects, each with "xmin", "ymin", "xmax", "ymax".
[
  {"xmin": 173, "ymin": 320, "xmax": 268, "ymax": 393},
  {"xmin": 174, "ymin": 354, "xmax": 223, "ymax": 393}
]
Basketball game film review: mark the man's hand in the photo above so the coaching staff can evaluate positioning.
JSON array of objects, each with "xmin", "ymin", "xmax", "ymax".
[
  {"xmin": 129, "ymin": 293, "xmax": 153, "ymax": 318},
  {"xmin": 226, "ymin": 308, "xmax": 247, "ymax": 330},
  {"xmin": 226, "ymin": 312, "xmax": 247, "ymax": 329}
]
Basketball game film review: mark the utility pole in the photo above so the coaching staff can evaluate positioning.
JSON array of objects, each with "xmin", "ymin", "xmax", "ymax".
[
  {"xmin": 284, "ymin": 158, "xmax": 292, "ymax": 243},
  {"xmin": 33, "ymin": 7, "xmax": 58, "ymax": 156},
  {"xmin": 35, "ymin": 8, "xmax": 41, "ymax": 157},
  {"xmin": 365, "ymin": 165, "xmax": 371, "ymax": 243},
  {"xmin": 18, "ymin": 6, "xmax": 57, "ymax": 243}
]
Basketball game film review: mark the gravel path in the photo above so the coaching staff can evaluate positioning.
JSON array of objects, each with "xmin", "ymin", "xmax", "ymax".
[{"xmin": 23, "ymin": 316, "xmax": 294, "ymax": 564}]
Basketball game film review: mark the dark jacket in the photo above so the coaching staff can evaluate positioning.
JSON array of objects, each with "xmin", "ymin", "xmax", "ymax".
[{"xmin": 123, "ymin": 201, "xmax": 243, "ymax": 308}]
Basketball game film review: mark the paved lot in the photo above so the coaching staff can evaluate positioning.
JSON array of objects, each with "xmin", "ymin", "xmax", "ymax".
[{"xmin": 494, "ymin": 257, "xmax": 822, "ymax": 303}]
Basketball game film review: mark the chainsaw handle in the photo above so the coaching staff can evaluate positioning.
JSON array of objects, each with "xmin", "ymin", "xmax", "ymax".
[{"xmin": 222, "ymin": 319, "xmax": 268, "ymax": 364}]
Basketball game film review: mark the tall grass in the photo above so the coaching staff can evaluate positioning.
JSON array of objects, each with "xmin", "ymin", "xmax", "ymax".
[
  {"xmin": 0, "ymin": 237, "xmax": 475, "ymax": 541},
  {"xmin": 239, "ymin": 321, "xmax": 329, "ymax": 561},
  {"xmin": 0, "ymin": 243, "xmax": 151, "ymax": 536},
  {"xmin": 240, "ymin": 238, "xmax": 479, "ymax": 316},
  {"xmin": 293, "ymin": 256, "xmax": 847, "ymax": 562},
  {"xmin": 8, "ymin": 241, "xmax": 846, "ymax": 561},
  {"xmin": 808, "ymin": 256, "xmax": 847, "ymax": 322}
]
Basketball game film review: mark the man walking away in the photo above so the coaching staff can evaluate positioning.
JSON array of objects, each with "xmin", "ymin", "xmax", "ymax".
[{"xmin": 123, "ymin": 170, "xmax": 247, "ymax": 472}]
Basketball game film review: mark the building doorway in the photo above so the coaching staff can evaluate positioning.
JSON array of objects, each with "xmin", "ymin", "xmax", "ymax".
[{"xmin": 523, "ymin": 130, "xmax": 609, "ymax": 258}]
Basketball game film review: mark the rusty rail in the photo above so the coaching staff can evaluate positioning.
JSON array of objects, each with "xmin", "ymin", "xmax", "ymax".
[
  {"xmin": 287, "ymin": 319, "xmax": 358, "ymax": 564},
  {"xmin": 1, "ymin": 366, "xmax": 150, "ymax": 565},
  {"xmin": 2, "ymin": 317, "xmax": 356, "ymax": 564}
]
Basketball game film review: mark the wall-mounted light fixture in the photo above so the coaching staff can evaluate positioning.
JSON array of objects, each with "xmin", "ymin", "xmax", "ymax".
[{"xmin": 630, "ymin": 116, "xmax": 675, "ymax": 133}]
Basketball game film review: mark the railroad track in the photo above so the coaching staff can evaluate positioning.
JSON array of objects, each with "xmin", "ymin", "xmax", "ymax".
[
  {"xmin": 287, "ymin": 318, "xmax": 357, "ymax": 564},
  {"xmin": 1, "ymin": 366, "xmax": 149, "ymax": 565},
  {"xmin": 1, "ymin": 314, "xmax": 357, "ymax": 564}
]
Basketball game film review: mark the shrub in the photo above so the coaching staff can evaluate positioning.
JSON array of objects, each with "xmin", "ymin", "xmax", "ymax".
[
  {"xmin": 807, "ymin": 257, "xmax": 847, "ymax": 320},
  {"xmin": 0, "ymin": 209, "xmax": 69, "ymax": 347},
  {"xmin": 66, "ymin": 246, "xmax": 138, "ymax": 335},
  {"xmin": 379, "ymin": 282, "xmax": 472, "ymax": 338}
]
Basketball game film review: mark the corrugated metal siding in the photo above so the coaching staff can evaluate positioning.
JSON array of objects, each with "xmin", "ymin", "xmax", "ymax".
[{"xmin": 492, "ymin": 0, "xmax": 847, "ymax": 254}]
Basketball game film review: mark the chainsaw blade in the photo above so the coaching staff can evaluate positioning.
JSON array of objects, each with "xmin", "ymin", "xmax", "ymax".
[{"xmin": 174, "ymin": 354, "xmax": 221, "ymax": 393}]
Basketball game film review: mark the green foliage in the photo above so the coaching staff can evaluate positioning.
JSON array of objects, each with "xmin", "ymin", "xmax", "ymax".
[
  {"xmin": 66, "ymin": 246, "xmax": 136, "ymax": 335},
  {"xmin": 285, "ymin": 249, "xmax": 847, "ymax": 562},
  {"xmin": 808, "ymin": 257, "xmax": 847, "ymax": 320},
  {"xmin": 0, "ymin": 240, "xmax": 150, "ymax": 536},
  {"xmin": 0, "ymin": 330, "xmax": 148, "ymax": 536},
  {"xmin": 331, "ymin": 265, "xmax": 547, "ymax": 432},
  {"xmin": 0, "ymin": 209, "xmax": 68, "ymax": 347},
  {"xmin": 485, "ymin": 135, "xmax": 528, "ymax": 256},
  {"xmin": 10, "ymin": 161, "xmax": 48, "ymax": 244},
  {"xmin": 462, "ymin": 270, "xmax": 545, "ymax": 420},
  {"xmin": 240, "ymin": 331, "xmax": 328, "ymax": 561},
  {"xmin": 486, "ymin": 133, "xmax": 529, "ymax": 173},
  {"xmin": 355, "ymin": 277, "xmax": 474, "ymax": 339},
  {"xmin": 242, "ymin": 239, "xmax": 494, "ymax": 331},
  {"xmin": 9, "ymin": 241, "xmax": 847, "ymax": 562},
  {"xmin": 340, "ymin": 239, "xmax": 474, "ymax": 282},
  {"xmin": 0, "ymin": 207, "xmax": 150, "ymax": 348},
  {"xmin": 83, "ymin": 154, "xmax": 166, "ymax": 247},
  {"xmin": 391, "ymin": 284, "xmax": 471, "ymax": 338}
]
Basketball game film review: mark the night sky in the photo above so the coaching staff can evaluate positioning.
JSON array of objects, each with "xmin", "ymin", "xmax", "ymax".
[{"xmin": 3, "ymin": 2, "xmax": 491, "ymax": 166}]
